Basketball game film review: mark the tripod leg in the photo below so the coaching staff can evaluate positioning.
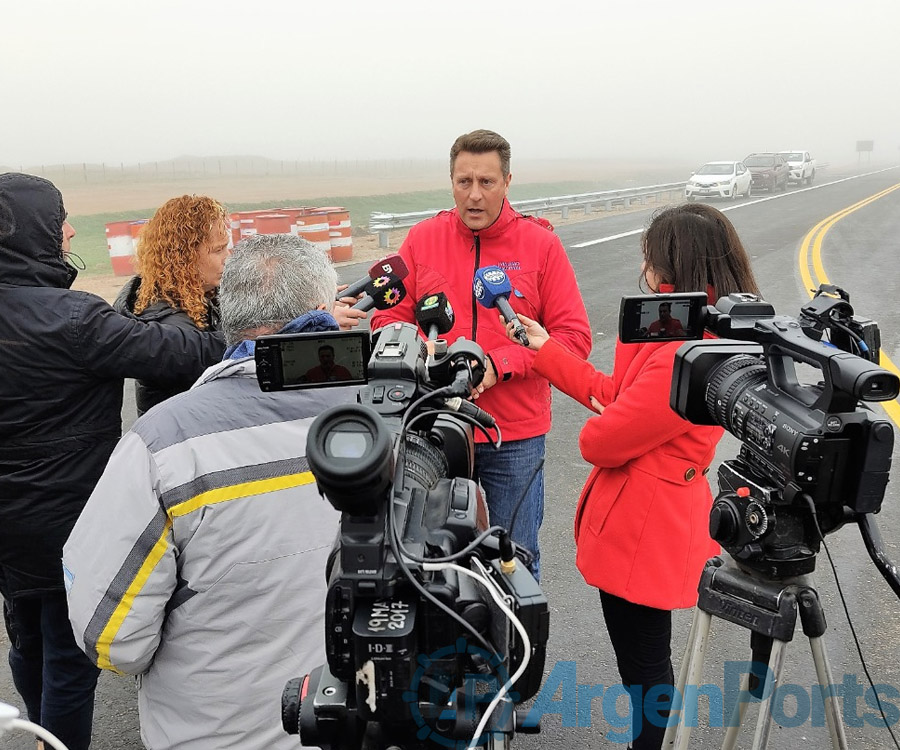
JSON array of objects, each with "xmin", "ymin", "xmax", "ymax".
[
  {"xmin": 750, "ymin": 638, "xmax": 788, "ymax": 750},
  {"xmin": 720, "ymin": 670, "xmax": 750, "ymax": 750},
  {"xmin": 809, "ymin": 636, "xmax": 849, "ymax": 750},
  {"xmin": 663, "ymin": 608, "xmax": 712, "ymax": 749}
]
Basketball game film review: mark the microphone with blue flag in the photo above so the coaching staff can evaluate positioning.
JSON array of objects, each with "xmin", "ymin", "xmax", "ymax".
[{"xmin": 473, "ymin": 266, "xmax": 530, "ymax": 347}]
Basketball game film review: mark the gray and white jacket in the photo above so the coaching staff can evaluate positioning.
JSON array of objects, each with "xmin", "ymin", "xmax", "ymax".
[{"xmin": 64, "ymin": 356, "xmax": 355, "ymax": 749}]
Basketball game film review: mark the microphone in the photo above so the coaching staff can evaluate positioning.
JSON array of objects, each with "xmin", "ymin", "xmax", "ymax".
[
  {"xmin": 414, "ymin": 293, "xmax": 454, "ymax": 341},
  {"xmin": 352, "ymin": 274, "xmax": 408, "ymax": 312},
  {"xmin": 473, "ymin": 266, "xmax": 529, "ymax": 347},
  {"xmin": 336, "ymin": 254, "xmax": 409, "ymax": 301}
]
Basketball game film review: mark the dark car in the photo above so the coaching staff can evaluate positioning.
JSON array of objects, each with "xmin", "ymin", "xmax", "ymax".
[{"xmin": 743, "ymin": 153, "xmax": 790, "ymax": 193}]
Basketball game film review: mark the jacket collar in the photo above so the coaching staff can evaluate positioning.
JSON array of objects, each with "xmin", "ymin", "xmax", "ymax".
[{"xmin": 452, "ymin": 198, "xmax": 518, "ymax": 243}]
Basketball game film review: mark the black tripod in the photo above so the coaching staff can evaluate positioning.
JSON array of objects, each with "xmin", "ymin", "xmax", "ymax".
[{"xmin": 662, "ymin": 555, "xmax": 848, "ymax": 749}]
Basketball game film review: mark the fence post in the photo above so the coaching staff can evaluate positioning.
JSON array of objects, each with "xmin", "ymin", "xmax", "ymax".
[{"xmin": 378, "ymin": 230, "xmax": 390, "ymax": 249}]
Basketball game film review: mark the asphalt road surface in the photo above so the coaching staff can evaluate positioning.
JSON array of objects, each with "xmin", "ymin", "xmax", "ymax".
[{"xmin": 3, "ymin": 165, "xmax": 900, "ymax": 749}]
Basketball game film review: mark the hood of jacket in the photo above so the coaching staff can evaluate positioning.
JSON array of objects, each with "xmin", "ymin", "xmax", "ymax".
[{"xmin": 0, "ymin": 173, "xmax": 74, "ymax": 288}]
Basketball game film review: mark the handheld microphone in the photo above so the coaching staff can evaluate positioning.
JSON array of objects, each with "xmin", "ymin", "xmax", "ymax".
[
  {"xmin": 473, "ymin": 266, "xmax": 529, "ymax": 347},
  {"xmin": 414, "ymin": 293, "xmax": 455, "ymax": 341},
  {"xmin": 336, "ymin": 254, "xmax": 409, "ymax": 301},
  {"xmin": 352, "ymin": 274, "xmax": 408, "ymax": 312}
]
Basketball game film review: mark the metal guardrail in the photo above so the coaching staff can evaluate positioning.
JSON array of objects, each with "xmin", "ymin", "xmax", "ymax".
[{"xmin": 369, "ymin": 182, "xmax": 687, "ymax": 248}]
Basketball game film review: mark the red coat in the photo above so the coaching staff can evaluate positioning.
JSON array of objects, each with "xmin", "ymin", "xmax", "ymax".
[
  {"xmin": 371, "ymin": 200, "xmax": 591, "ymax": 442},
  {"xmin": 532, "ymin": 337, "xmax": 723, "ymax": 610}
]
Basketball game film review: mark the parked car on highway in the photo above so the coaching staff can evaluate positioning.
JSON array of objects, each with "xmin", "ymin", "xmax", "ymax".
[
  {"xmin": 743, "ymin": 153, "xmax": 789, "ymax": 192},
  {"xmin": 684, "ymin": 161, "xmax": 752, "ymax": 201},
  {"xmin": 778, "ymin": 150, "xmax": 816, "ymax": 185}
]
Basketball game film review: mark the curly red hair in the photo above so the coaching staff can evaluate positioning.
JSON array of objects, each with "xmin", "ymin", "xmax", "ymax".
[{"xmin": 135, "ymin": 195, "xmax": 229, "ymax": 329}]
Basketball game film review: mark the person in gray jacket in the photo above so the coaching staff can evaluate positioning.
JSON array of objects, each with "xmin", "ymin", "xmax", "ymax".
[{"xmin": 63, "ymin": 234, "xmax": 357, "ymax": 750}]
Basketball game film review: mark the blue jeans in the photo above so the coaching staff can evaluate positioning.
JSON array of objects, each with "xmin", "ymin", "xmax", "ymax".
[
  {"xmin": 474, "ymin": 435, "xmax": 545, "ymax": 580},
  {"xmin": 4, "ymin": 592, "xmax": 100, "ymax": 750}
]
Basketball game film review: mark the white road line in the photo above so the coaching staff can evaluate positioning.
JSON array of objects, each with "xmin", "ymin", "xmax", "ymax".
[{"xmin": 570, "ymin": 165, "xmax": 900, "ymax": 249}]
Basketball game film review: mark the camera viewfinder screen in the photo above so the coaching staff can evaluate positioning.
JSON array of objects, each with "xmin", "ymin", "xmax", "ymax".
[
  {"xmin": 619, "ymin": 294, "xmax": 706, "ymax": 343},
  {"xmin": 279, "ymin": 334, "xmax": 368, "ymax": 386}
]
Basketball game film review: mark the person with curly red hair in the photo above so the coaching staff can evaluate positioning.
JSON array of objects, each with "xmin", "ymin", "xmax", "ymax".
[{"xmin": 114, "ymin": 195, "xmax": 229, "ymax": 415}]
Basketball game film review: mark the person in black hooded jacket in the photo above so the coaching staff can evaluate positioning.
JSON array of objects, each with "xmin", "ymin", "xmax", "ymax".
[{"xmin": 0, "ymin": 173, "xmax": 225, "ymax": 750}]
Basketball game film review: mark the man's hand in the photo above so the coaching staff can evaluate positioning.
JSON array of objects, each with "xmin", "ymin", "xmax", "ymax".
[{"xmin": 471, "ymin": 355, "xmax": 498, "ymax": 400}]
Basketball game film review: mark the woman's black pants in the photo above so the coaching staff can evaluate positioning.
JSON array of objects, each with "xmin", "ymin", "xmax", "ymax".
[{"xmin": 600, "ymin": 590, "xmax": 675, "ymax": 750}]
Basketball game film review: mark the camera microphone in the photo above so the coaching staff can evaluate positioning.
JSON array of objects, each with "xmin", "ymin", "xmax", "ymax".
[
  {"xmin": 336, "ymin": 253, "xmax": 409, "ymax": 302},
  {"xmin": 473, "ymin": 266, "xmax": 529, "ymax": 347},
  {"xmin": 414, "ymin": 292, "xmax": 455, "ymax": 341},
  {"xmin": 353, "ymin": 274, "xmax": 408, "ymax": 312}
]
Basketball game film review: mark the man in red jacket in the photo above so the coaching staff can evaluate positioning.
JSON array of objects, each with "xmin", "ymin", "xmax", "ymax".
[{"xmin": 370, "ymin": 130, "xmax": 591, "ymax": 578}]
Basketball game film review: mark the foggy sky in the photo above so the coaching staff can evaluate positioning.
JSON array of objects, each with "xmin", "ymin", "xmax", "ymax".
[{"xmin": 4, "ymin": 0, "xmax": 899, "ymax": 167}]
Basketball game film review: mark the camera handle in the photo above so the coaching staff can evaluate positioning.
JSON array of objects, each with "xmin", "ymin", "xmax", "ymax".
[{"xmin": 663, "ymin": 555, "xmax": 849, "ymax": 750}]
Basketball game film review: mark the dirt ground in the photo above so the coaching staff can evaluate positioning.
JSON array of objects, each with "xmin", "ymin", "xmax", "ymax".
[
  {"xmin": 53, "ymin": 158, "xmax": 670, "ymax": 216},
  {"xmin": 66, "ymin": 158, "xmax": 679, "ymax": 303}
]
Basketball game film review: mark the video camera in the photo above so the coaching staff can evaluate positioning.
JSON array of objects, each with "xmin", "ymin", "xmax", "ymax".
[
  {"xmin": 255, "ymin": 322, "xmax": 548, "ymax": 750},
  {"xmin": 619, "ymin": 285, "xmax": 899, "ymax": 581}
]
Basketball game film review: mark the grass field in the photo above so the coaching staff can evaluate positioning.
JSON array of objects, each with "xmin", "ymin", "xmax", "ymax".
[{"xmin": 53, "ymin": 160, "xmax": 693, "ymax": 276}]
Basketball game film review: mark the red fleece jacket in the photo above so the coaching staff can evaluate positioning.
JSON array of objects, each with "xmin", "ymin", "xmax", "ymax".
[{"xmin": 371, "ymin": 200, "xmax": 591, "ymax": 442}]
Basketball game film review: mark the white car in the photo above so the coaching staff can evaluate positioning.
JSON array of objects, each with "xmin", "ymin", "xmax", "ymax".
[{"xmin": 684, "ymin": 161, "xmax": 752, "ymax": 201}]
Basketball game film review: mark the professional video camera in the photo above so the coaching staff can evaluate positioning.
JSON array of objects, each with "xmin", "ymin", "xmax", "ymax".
[
  {"xmin": 255, "ymin": 320, "xmax": 548, "ymax": 750},
  {"xmin": 619, "ymin": 284, "xmax": 899, "ymax": 581}
]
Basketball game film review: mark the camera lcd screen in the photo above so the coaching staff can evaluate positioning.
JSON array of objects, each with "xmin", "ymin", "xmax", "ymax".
[
  {"xmin": 255, "ymin": 330, "xmax": 370, "ymax": 390},
  {"xmin": 618, "ymin": 293, "xmax": 708, "ymax": 344}
]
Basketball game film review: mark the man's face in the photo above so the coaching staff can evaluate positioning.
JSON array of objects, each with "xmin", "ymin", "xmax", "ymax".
[
  {"xmin": 196, "ymin": 221, "xmax": 232, "ymax": 292},
  {"xmin": 61, "ymin": 219, "xmax": 76, "ymax": 254},
  {"xmin": 658, "ymin": 303, "xmax": 672, "ymax": 321},
  {"xmin": 319, "ymin": 348, "xmax": 335, "ymax": 368},
  {"xmin": 451, "ymin": 151, "xmax": 511, "ymax": 231}
]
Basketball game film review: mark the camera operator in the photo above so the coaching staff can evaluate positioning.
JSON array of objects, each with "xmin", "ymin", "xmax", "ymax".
[
  {"xmin": 370, "ymin": 129, "xmax": 592, "ymax": 579},
  {"xmin": 63, "ymin": 234, "xmax": 357, "ymax": 750},
  {"xmin": 504, "ymin": 203, "xmax": 760, "ymax": 750},
  {"xmin": 0, "ymin": 173, "xmax": 225, "ymax": 750}
]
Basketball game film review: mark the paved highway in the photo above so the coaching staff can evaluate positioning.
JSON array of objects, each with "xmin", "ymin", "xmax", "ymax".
[{"xmin": 2, "ymin": 165, "xmax": 899, "ymax": 749}]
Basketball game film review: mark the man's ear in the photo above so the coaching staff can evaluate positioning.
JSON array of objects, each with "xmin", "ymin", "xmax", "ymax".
[{"xmin": 317, "ymin": 303, "xmax": 328, "ymax": 311}]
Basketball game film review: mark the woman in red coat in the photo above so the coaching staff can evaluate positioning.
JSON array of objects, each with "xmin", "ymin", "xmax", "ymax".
[{"xmin": 506, "ymin": 203, "xmax": 760, "ymax": 750}]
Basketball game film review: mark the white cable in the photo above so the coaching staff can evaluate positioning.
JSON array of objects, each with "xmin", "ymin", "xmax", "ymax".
[
  {"xmin": 0, "ymin": 702, "xmax": 71, "ymax": 750},
  {"xmin": 421, "ymin": 560, "xmax": 531, "ymax": 749}
]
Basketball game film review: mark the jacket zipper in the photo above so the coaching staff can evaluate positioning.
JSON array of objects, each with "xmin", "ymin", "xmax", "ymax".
[{"xmin": 471, "ymin": 234, "xmax": 481, "ymax": 340}]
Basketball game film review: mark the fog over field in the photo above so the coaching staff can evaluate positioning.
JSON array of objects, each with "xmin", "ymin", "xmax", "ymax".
[{"xmin": 3, "ymin": 0, "xmax": 900, "ymax": 168}]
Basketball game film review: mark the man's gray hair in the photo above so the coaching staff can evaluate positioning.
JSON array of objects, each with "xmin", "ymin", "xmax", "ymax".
[{"xmin": 219, "ymin": 233, "xmax": 338, "ymax": 345}]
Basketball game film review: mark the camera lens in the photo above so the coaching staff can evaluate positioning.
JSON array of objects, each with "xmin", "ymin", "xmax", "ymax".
[
  {"xmin": 705, "ymin": 355, "xmax": 767, "ymax": 432},
  {"xmin": 307, "ymin": 404, "xmax": 393, "ymax": 515}
]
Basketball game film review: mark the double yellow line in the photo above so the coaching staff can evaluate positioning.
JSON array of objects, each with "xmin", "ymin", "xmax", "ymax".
[{"xmin": 798, "ymin": 183, "xmax": 900, "ymax": 424}]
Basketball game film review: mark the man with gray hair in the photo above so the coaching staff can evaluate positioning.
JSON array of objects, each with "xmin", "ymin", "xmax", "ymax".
[{"xmin": 62, "ymin": 234, "xmax": 355, "ymax": 750}]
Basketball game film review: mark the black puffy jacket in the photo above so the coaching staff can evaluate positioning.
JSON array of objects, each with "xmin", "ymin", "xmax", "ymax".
[
  {"xmin": 113, "ymin": 276, "xmax": 224, "ymax": 416},
  {"xmin": 0, "ymin": 173, "xmax": 225, "ymax": 598}
]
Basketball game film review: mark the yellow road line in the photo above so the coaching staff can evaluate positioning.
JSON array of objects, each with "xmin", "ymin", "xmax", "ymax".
[{"xmin": 798, "ymin": 183, "xmax": 900, "ymax": 425}]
